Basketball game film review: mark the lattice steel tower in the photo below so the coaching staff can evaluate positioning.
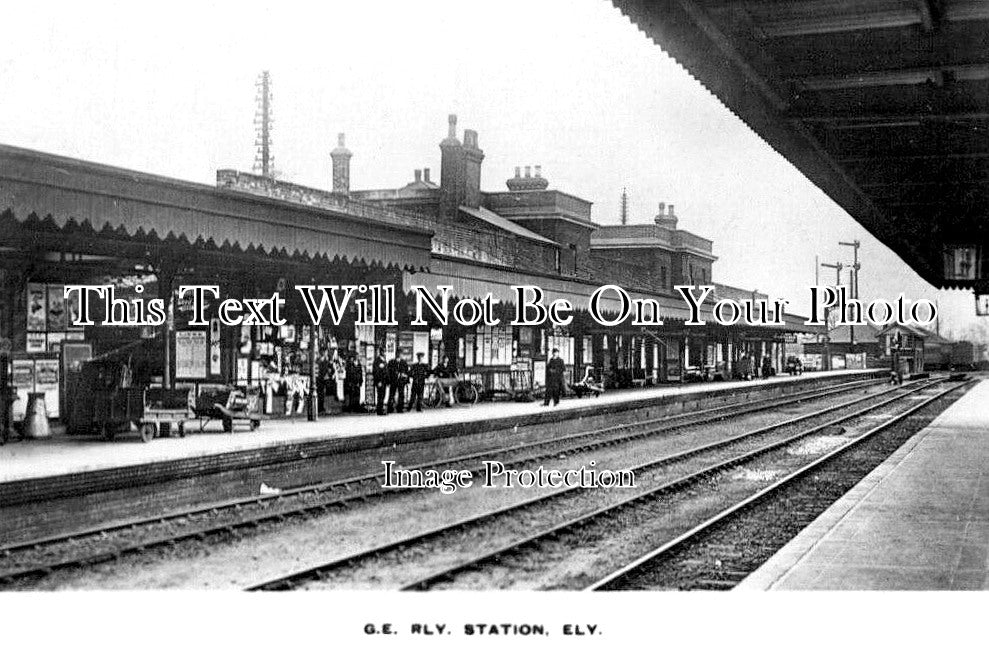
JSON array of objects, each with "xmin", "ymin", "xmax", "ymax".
[{"xmin": 253, "ymin": 71, "xmax": 277, "ymax": 178}]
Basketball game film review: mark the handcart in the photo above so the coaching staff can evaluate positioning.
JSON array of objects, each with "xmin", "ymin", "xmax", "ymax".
[
  {"xmin": 195, "ymin": 387, "xmax": 263, "ymax": 433},
  {"xmin": 66, "ymin": 359, "xmax": 193, "ymax": 442},
  {"xmin": 140, "ymin": 388, "xmax": 196, "ymax": 442}
]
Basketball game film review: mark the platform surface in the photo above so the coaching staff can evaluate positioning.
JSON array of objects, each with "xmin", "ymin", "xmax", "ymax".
[
  {"xmin": 0, "ymin": 369, "xmax": 877, "ymax": 483},
  {"xmin": 738, "ymin": 376, "xmax": 989, "ymax": 591}
]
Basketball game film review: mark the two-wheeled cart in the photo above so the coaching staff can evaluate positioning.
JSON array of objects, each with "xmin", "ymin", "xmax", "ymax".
[{"xmin": 195, "ymin": 388, "xmax": 263, "ymax": 433}]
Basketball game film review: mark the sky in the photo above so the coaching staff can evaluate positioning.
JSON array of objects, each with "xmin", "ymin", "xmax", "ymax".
[{"xmin": 2, "ymin": 0, "xmax": 985, "ymax": 339}]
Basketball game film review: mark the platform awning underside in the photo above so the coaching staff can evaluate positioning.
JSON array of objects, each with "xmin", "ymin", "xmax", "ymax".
[{"xmin": 611, "ymin": 0, "xmax": 989, "ymax": 289}]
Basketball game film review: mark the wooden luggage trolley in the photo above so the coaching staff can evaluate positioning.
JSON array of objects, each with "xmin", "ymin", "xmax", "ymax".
[
  {"xmin": 66, "ymin": 358, "xmax": 195, "ymax": 442},
  {"xmin": 195, "ymin": 388, "xmax": 264, "ymax": 433}
]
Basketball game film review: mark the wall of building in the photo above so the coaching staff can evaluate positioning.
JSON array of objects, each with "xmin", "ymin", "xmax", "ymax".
[
  {"xmin": 506, "ymin": 218, "xmax": 590, "ymax": 278},
  {"xmin": 590, "ymin": 248, "xmax": 674, "ymax": 292}
]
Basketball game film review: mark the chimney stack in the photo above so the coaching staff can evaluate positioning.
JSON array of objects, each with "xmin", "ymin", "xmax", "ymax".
[
  {"xmin": 440, "ymin": 113, "xmax": 465, "ymax": 221},
  {"xmin": 330, "ymin": 132, "xmax": 352, "ymax": 195},
  {"xmin": 462, "ymin": 127, "xmax": 484, "ymax": 209},
  {"xmin": 414, "ymin": 169, "xmax": 422, "ymax": 182},
  {"xmin": 423, "ymin": 167, "xmax": 431, "ymax": 183},
  {"xmin": 524, "ymin": 166, "xmax": 532, "ymax": 178},
  {"xmin": 654, "ymin": 201, "xmax": 677, "ymax": 229}
]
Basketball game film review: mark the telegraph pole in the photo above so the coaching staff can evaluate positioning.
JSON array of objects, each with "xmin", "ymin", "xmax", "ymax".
[
  {"xmin": 254, "ymin": 71, "xmax": 276, "ymax": 178},
  {"xmin": 820, "ymin": 261, "xmax": 844, "ymax": 370},
  {"xmin": 839, "ymin": 240, "xmax": 861, "ymax": 346}
]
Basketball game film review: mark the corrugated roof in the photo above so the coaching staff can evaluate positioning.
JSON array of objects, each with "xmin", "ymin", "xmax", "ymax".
[
  {"xmin": 0, "ymin": 144, "xmax": 432, "ymax": 271},
  {"xmin": 459, "ymin": 205, "xmax": 558, "ymax": 246}
]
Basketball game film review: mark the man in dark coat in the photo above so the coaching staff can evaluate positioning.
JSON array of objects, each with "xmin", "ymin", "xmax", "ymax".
[
  {"xmin": 387, "ymin": 349, "xmax": 410, "ymax": 413},
  {"xmin": 761, "ymin": 354, "xmax": 773, "ymax": 379},
  {"xmin": 407, "ymin": 352, "xmax": 430, "ymax": 412},
  {"xmin": 343, "ymin": 354, "xmax": 364, "ymax": 413},
  {"xmin": 543, "ymin": 348, "xmax": 566, "ymax": 406},
  {"xmin": 372, "ymin": 348, "xmax": 389, "ymax": 416},
  {"xmin": 316, "ymin": 349, "xmax": 332, "ymax": 415}
]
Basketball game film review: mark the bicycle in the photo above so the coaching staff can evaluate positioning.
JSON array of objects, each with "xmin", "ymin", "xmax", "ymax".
[{"xmin": 423, "ymin": 378, "xmax": 480, "ymax": 408}]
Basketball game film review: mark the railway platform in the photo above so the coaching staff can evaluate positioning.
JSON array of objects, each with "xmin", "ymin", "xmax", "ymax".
[
  {"xmin": 0, "ymin": 368, "xmax": 884, "ymax": 544},
  {"xmin": 0, "ymin": 369, "xmax": 880, "ymax": 483},
  {"xmin": 738, "ymin": 376, "xmax": 989, "ymax": 590}
]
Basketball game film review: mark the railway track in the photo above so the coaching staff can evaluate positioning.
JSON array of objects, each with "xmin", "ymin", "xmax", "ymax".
[
  {"xmin": 586, "ymin": 377, "xmax": 972, "ymax": 591},
  {"xmin": 244, "ymin": 377, "xmax": 944, "ymax": 591},
  {"xmin": 0, "ymin": 375, "xmax": 883, "ymax": 587}
]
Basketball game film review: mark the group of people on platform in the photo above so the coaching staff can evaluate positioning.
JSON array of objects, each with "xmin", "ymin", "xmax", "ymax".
[
  {"xmin": 315, "ymin": 348, "xmax": 462, "ymax": 416},
  {"xmin": 314, "ymin": 346, "xmax": 580, "ymax": 415},
  {"xmin": 733, "ymin": 353, "xmax": 776, "ymax": 381},
  {"xmin": 313, "ymin": 346, "xmax": 788, "ymax": 416}
]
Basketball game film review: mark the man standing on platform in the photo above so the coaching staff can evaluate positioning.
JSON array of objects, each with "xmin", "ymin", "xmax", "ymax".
[
  {"xmin": 373, "ymin": 347, "xmax": 389, "ymax": 416},
  {"xmin": 408, "ymin": 352, "xmax": 430, "ymax": 412},
  {"xmin": 387, "ymin": 349, "xmax": 410, "ymax": 413},
  {"xmin": 543, "ymin": 347, "xmax": 566, "ymax": 407},
  {"xmin": 343, "ymin": 354, "xmax": 363, "ymax": 413}
]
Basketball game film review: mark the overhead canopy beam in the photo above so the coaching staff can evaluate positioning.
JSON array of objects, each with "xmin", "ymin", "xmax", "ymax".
[
  {"xmin": 795, "ymin": 63, "xmax": 989, "ymax": 90},
  {"xmin": 795, "ymin": 111, "xmax": 989, "ymax": 123}
]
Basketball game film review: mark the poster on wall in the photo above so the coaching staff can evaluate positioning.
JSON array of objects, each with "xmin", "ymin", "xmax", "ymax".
[
  {"xmin": 175, "ymin": 330, "xmax": 207, "ymax": 379},
  {"xmin": 26, "ymin": 283, "xmax": 47, "ymax": 332},
  {"xmin": 355, "ymin": 324, "xmax": 375, "ymax": 352},
  {"xmin": 533, "ymin": 360, "xmax": 546, "ymax": 388},
  {"xmin": 46, "ymin": 332, "xmax": 67, "ymax": 354},
  {"xmin": 413, "ymin": 332, "xmax": 429, "ymax": 361},
  {"xmin": 26, "ymin": 333, "xmax": 46, "ymax": 353},
  {"xmin": 66, "ymin": 286, "xmax": 82, "ymax": 328},
  {"xmin": 46, "ymin": 284, "xmax": 68, "ymax": 332},
  {"xmin": 34, "ymin": 358, "xmax": 60, "ymax": 418},
  {"xmin": 10, "ymin": 359, "xmax": 35, "ymax": 420},
  {"xmin": 237, "ymin": 357, "xmax": 249, "ymax": 384},
  {"xmin": 209, "ymin": 319, "xmax": 222, "ymax": 376},
  {"xmin": 385, "ymin": 330, "xmax": 397, "ymax": 357},
  {"xmin": 398, "ymin": 331, "xmax": 414, "ymax": 357}
]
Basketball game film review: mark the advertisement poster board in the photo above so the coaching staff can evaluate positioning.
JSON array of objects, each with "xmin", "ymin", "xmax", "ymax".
[
  {"xmin": 175, "ymin": 330, "xmax": 207, "ymax": 379},
  {"xmin": 26, "ymin": 283, "xmax": 47, "ymax": 332},
  {"xmin": 209, "ymin": 319, "xmax": 222, "ymax": 376},
  {"xmin": 34, "ymin": 358, "xmax": 60, "ymax": 418},
  {"xmin": 10, "ymin": 359, "xmax": 35, "ymax": 420},
  {"xmin": 46, "ymin": 284, "xmax": 68, "ymax": 332}
]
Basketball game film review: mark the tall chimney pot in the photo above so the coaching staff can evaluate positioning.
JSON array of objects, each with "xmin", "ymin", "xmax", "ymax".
[
  {"xmin": 524, "ymin": 166, "xmax": 531, "ymax": 178},
  {"xmin": 535, "ymin": 165, "xmax": 542, "ymax": 178},
  {"xmin": 448, "ymin": 114, "xmax": 457, "ymax": 139},
  {"xmin": 414, "ymin": 169, "xmax": 422, "ymax": 182},
  {"xmin": 423, "ymin": 167, "xmax": 431, "ymax": 182},
  {"xmin": 330, "ymin": 132, "xmax": 353, "ymax": 195}
]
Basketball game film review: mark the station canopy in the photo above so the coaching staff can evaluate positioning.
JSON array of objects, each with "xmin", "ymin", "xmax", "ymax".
[
  {"xmin": 612, "ymin": 0, "xmax": 989, "ymax": 290},
  {"xmin": 0, "ymin": 144, "xmax": 432, "ymax": 272}
]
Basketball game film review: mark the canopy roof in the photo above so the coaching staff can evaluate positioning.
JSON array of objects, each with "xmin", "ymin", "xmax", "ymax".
[
  {"xmin": 612, "ymin": 0, "xmax": 989, "ymax": 289},
  {"xmin": 0, "ymin": 144, "xmax": 432, "ymax": 271}
]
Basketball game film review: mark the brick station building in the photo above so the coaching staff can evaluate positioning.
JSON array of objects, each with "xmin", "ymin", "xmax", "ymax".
[
  {"xmin": 216, "ymin": 114, "xmax": 806, "ymax": 396},
  {"xmin": 0, "ymin": 113, "xmax": 807, "ymax": 425}
]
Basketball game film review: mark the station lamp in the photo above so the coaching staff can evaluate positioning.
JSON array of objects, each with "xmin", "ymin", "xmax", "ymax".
[
  {"xmin": 976, "ymin": 283, "xmax": 989, "ymax": 317},
  {"xmin": 976, "ymin": 293, "xmax": 989, "ymax": 317}
]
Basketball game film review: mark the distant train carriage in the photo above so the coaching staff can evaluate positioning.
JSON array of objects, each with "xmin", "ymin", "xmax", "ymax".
[{"xmin": 950, "ymin": 341, "xmax": 978, "ymax": 371}]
